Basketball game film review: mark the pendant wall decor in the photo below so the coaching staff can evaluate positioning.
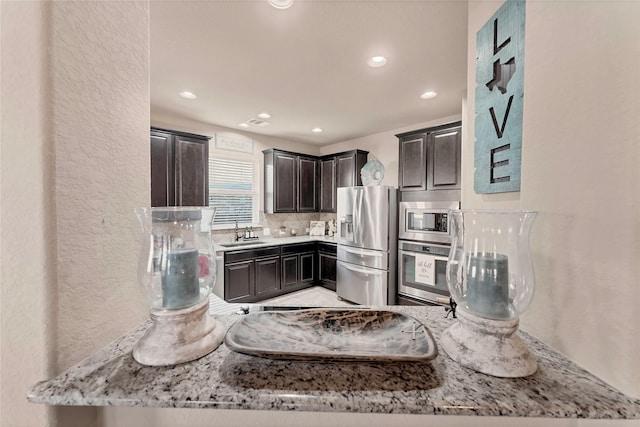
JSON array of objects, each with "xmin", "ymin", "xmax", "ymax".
[{"xmin": 474, "ymin": 0, "xmax": 526, "ymax": 194}]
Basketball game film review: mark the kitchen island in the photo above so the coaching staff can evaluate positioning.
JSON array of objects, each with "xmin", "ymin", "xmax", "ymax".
[{"xmin": 27, "ymin": 306, "xmax": 640, "ymax": 419}]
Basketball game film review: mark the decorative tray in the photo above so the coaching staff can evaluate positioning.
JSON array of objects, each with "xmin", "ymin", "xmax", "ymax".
[{"xmin": 224, "ymin": 309, "xmax": 438, "ymax": 362}]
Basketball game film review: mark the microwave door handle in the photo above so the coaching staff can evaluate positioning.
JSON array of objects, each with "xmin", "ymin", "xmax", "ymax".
[{"xmin": 340, "ymin": 262, "xmax": 384, "ymax": 276}]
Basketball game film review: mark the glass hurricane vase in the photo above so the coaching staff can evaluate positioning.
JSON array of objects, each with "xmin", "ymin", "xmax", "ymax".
[
  {"xmin": 441, "ymin": 210, "xmax": 539, "ymax": 378},
  {"xmin": 135, "ymin": 207, "xmax": 217, "ymax": 310},
  {"xmin": 132, "ymin": 206, "xmax": 224, "ymax": 366}
]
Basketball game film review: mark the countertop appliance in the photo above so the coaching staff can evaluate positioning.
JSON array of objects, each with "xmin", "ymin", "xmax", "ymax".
[
  {"xmin": 398, "ymin": 240, "xmax": 451, "ymax": 304},
  {"xmin": 336, "ymin": 186, "xmax": 397, "ymax": 305}
]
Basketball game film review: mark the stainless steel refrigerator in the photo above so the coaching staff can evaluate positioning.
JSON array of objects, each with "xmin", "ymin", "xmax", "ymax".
[{"xmin": 336, "ymin": 186, "xmax": 397, "ymax": 305}]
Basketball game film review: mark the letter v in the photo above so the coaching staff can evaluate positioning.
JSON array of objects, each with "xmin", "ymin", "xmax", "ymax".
[{"xmin": 489, "ymin": 95, "xmax": 514, "ymax": 139}]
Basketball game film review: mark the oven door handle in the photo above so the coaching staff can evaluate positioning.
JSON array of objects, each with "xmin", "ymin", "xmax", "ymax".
[
  {"xmin": 339, "ymin": 262, "xmax": 384, "ymax": 276},
  {"xmin": 399, "ymin": 249, "xmax": 447, "ymax": 261}
]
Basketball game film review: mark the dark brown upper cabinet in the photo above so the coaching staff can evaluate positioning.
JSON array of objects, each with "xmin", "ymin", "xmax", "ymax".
[
  {"xmin": 397, "ymin": 121, "xmax": 461, "ymax": 193},
  {"xmin": 428, "ymin": 126, "xmax": 462, "ymax": 191},
  {"xmin": 319, "ymin": 156, "xmax": 337, "ymax": 212},
  {"xmin": 320, "ymin": 150, "xmax": 368, "ymax": 213},
  {"xmin": 398, "ymin": 133, "xmax": 428, "ymax": 190},
  {"xmin": 263, "ymin": 149, "xmax": 318, "ymax": 213},
  {"xmin": 297, "ymin": 155, "xmax": 318, "ymax": 212},
  {"xmin": 150, "ymin": 128, "xmax": 209, "ymax": 207},
  {"xmin": 264, "ymin": 148, "xmax": 367, "ymax": 214}
]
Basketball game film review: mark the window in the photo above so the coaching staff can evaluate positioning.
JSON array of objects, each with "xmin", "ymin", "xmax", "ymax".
[{"xmin": 208, "ymin": 154, "xmax": 258, "ymax": 227}]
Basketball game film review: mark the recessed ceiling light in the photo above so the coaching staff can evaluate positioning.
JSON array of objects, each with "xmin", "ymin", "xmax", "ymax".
[
  {"xmin": 257, "ymin": 112, "xmax": 271, "ymax": 119},
  {"xmin": 179, "ymin": 91, "xmax": 197, "ymax": 99},
  {"xmin": 420, "ymin": 91, "xmax": 438, "ymax": 99},
  {"xmin": 367, "ymin": 56, "xmax": 387, "ymax": 68},
  {"xmin": 311, "ymin": 128, "xmax": 323, "ymax": 133},
  {"xmin": 268, "ymin": 0, "xmax": 293, "ymax": 9},
  {"xmin": 239, "ymin": 123, "xmax": 250, "ymax": 128}
]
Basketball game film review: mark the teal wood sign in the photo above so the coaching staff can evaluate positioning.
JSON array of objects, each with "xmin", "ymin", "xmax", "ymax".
[{"xmin": 474, "ymin": 0, "xmax": 526, "ymax": 194}]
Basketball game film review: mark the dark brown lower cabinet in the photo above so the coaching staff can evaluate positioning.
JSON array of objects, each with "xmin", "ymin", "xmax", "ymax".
[
  {"xmin": 224, "ymin": 260, "xmax": 254, "ymax": 303},
  {"xmin": 281, "ymin": 255, "xmax": 299, "ymax": 289},
  {"xmin": 280, "ymin": 243, "xmax": 316, "ymax": 293},
  {"xmin": 255, "ymin": 256, "xmax": 281, "ymax": 297},
  {"xmin": 224, "ymin": 247, "xmax": 281, "ymax": 303},
  {"xmin": 318, "ymin": 243, "xmax": 337, "ymax": 291}
]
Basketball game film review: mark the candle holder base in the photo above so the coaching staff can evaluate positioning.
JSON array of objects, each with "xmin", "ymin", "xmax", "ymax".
[
  {"xmin": 440, "ymin": 308, "xmax": 537, "ymax": 378},
  {"xmin": 133, "ymin": 299, "xmax": 224, "ymax": 366}
]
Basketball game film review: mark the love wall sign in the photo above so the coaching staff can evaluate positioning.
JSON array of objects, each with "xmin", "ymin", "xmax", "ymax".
[{"xmin": 474, "ymin": 0, "xmax": 526, "ymax": 194}]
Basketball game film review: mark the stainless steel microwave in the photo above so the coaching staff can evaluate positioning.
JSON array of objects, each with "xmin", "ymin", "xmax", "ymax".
[{"xmin": 398, "ymin": 201, "xmax": 460, "ymax": 244}]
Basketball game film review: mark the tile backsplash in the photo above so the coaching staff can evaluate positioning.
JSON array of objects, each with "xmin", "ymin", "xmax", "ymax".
[{"xmin": 211, "ymin": 212, "xmax": 337, "ymax": 244}]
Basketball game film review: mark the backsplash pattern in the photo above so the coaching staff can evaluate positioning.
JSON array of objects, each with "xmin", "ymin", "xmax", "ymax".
[{"xmin": 211, "ymin": 212, "xmax": 337, "ymax": 244}]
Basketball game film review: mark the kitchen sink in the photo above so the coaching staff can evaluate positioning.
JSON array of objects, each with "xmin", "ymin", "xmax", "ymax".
[{"xmin": 219, "ymin": 241, "xmax": 261, "ymax": 248}]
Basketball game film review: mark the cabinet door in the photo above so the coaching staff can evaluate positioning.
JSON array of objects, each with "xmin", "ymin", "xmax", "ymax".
[
  {"xmin": 281, "ymin": 255, "xmax": 299, "ymax": 289},
  {"xmin": 298, "ymin": 156, "xmax": 318, "ymax": 212},
  {"xmin": 255, "ymin": 256, "xmax": 280, "ymax": 297},
  {"xmin": 319, "ymin": 157, "xmax": 336, "ymax": 212},
  {"xmin": 174, "ymin": 135, "xmax": 209, "ymax": 206},
  {"xmin": 299, "ymin": 252, "xmax": 315, "ymax": 285},
  {"xmin": 428, "ymin": 127, "xmax": 461, "ymax": 190},
  {"xmin": 319, "ymin": 252, "xmax": 337, "ymax": 291},
  {"xmin": 150, "ymin": 130, "xmax": 174, "ymax": 207},
  {"xmin": 336, "ymin": 153, "xmax": 356, "ymax": 188},
  {"xmin": 224, "ymin": 260, "xmax": 254, "ymax": 303},
  {"xmin": 274, "ymin": 152, "xmax": 297, "ymax": 212},
  {"xmin": 399, "ymin": 133, "xmax": 428, "ymax": 191}
]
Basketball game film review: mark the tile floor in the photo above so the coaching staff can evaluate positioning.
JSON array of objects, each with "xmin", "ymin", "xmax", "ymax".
[{"xmin": 209, "ymin": 286, "xmax": 355, "ymax": 316}]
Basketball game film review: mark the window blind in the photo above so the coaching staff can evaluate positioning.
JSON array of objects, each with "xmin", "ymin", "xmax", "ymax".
[{"xmin": 208, "ymin": 156, "xmax": 257, "ymax": 225}]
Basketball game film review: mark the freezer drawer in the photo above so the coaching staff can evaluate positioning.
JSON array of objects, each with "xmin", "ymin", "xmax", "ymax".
[
  {"xmin": 337, "ymin": 245, "xmax": 388, "ymax": 270},
  {"xmin": 336, "ymin": 260, "xmax": 388, "ymax": 305}
]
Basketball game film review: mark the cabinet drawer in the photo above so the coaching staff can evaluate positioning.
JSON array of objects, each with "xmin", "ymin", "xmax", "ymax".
[
  {"xmin": 224, "ymin": 246, "xmax": 280, "ymax": 263},
  {"xmin": 281, "ymin": 242, "xmax": 316, "ymax": 255},
  {"xmin": 318, "ymin": 242, "xmax": 337, "ymax": 254}
]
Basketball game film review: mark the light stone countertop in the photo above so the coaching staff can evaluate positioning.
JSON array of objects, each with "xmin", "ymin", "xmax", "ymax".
[
  {"xmin": 27, "ymin": 306, "xmax": 640, "ymax": 419},
  {"xmin": 215, "ymin": 235, "xmax": 337, "ymax": 252}
]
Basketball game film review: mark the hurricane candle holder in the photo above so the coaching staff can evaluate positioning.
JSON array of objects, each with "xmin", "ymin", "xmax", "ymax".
[
  {"xmin": 133, "ymin": 207, "xmax": 224, "ymax": 366},
  {"xmin": 441, "ymin": 210, "xmax": 538, "ymax": 377}
]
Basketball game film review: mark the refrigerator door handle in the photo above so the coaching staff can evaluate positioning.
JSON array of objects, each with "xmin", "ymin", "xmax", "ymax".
[
  {"xmin": 339, "ymin": 262, "xmax": 384, "ymax": 276},
  {"xmin": 352, "ymin": 188, "xmax": 362, "ymax": 246},
  {"xmin": 340, "ymin": 246, "xmax": 384, "ymax": 258}
]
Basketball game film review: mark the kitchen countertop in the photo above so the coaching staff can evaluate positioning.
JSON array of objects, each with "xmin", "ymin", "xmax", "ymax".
[
  {"xmin": 27, "ymin": 306, "xmax": 640, "ymax": 419},
  {"xmin": 215, "ymin": 235, "xmax": 337, "ymax": 252}
]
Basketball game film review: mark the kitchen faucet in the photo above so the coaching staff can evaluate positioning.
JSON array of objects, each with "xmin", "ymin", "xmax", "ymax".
[{"xmin": 234, "ymin": 219, "xmax": 241, "ymax": 242}]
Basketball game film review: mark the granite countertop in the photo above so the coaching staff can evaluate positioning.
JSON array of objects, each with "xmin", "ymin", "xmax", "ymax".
[
  {"xmin": 215, "ymin": 235, "xmax": 337, "ymax": 252},
  {"xmin": 27, "ymin": 306, "xmax": 640, "ymax": 419}
]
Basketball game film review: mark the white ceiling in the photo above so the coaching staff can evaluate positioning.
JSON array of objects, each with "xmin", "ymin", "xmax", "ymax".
[{"xmin": 150, "ymin": 1, "xmax": 468, "ymax": 146}]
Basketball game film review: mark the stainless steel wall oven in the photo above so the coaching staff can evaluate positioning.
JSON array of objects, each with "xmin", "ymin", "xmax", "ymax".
[
  {"xmin": 397, "ymin": 200, "xmax": 459, "ymax": 304},
  {"xmin": 398, "ymin": 240, "xmax": 451, "ymax": 304}
]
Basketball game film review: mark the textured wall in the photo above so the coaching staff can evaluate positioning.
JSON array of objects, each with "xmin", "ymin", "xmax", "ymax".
[
  {"xmin": 50, "ymin": 1, "xmax": 150, "ymax": 375},
  {"xmin": 1, "ymin": 2, "xmax": 55, "ymax": 426},
  {"xmin": 463, "ymin": 1, "xmax": 640, "ymax": 399}
]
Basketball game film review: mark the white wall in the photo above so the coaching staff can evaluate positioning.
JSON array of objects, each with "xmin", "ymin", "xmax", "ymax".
[
  {"xmin": 463, "ymin": 1, "xmax": 640, "ymax": 399},
  {"xmin": 1, "ymin": 2, "xmax": 150, "ymax": 426},
  {"xmin": 1, "ymin": 2, "xmax": 54, "ymax": 426}
]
